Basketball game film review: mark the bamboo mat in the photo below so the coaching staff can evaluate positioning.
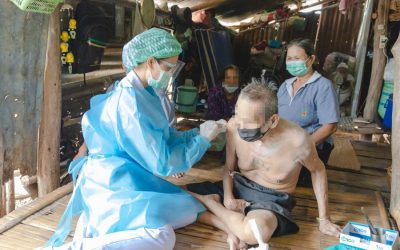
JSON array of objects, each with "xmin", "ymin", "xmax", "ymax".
[{"xmin": 0, "ymin": 153, "xmax": 390, "ymax": 250}]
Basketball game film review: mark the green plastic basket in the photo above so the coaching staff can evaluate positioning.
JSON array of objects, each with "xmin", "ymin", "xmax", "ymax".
[{"xmin": 10, "ymin": 0, "xmax": 63, "ymax": 14}]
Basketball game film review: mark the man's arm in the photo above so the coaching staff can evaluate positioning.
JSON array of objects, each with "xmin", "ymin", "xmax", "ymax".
[
  {"xmin": 222, "ymin": 119, "xmax": 249, "ymax": 213},
  {"xmin": 301, "ymin": 136, "xmax": 341, "ymax": 237},
  {"xmin": 223, "ymin": 119, "xmax": 237, "ymax": 201}
]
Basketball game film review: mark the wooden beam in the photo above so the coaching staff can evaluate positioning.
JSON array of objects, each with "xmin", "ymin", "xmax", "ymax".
[
  {"xmin": 20, "ymin": 175, "xmax": 38, "ymax": 199},
  {"xmin": 375, "ymin": 191, "xmax": 390, "ymax": 229},
  {"xmin": 37, "ymin": 5, "xmax": 62, "ymax": 197},
  {"xmin": 20, "ymin": 175, "xmax": 37, "ymax": 186},
  {"xmin": 390, "ymin": 33, "xmax": 400, "ymax": 226},
  {"xmin": 62, "ymin": 68, "xmax": 124, "ymax": 88},
  {"xmin": 363, "ymin": 0, "xmax": 390, "ymax": 120}
]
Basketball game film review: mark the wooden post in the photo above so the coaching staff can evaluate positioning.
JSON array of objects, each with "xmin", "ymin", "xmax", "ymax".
[
  {"xmin": 351, "ymin": 0, "xmax": 374, "ymax": 117},
  {"xmin": 314, "ymin": 14, "xmax": 322, "ymax": 50},
  {"xmin": 1, "ymin": 188, "xmax": 5, "ymax": 217},
  {"xmin": 363, "ymin": 0, "xmax": 390, "ymax": 120},
  {"xmin": 375, "ymin": 191, "xmax": 390, "ymax": 229},
  {"xmin": 0, "ymin": 130, "xmax": 4, "ymax": 217},
  {"xmin": 390, "ymin": 33, "xmax": 400, "ymax": 226},
  {"xmin": 115, "ymin": 1, "xmax": 125, "ymax": 40},
  {"xmin": 5, "ymin": 173, "xmax": 15, "ymax": 214},
  {"xmin": 37, "ymin": 5, "xmax": 62, "ymax": 197}
]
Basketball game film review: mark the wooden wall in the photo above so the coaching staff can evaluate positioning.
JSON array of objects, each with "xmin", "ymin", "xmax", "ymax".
[
  {"xmin": 235, "ymin": 2, "xmax": 364, "ymax": 74},
  {"xmin": 315, "ymin": 2, "xmax": 364, "ymax": 70},
  {"xmin": 283, "ymin": 13, "xmax": 320, "ymax": 45},
  {"xmin": 0, "ymin": 2, "xmax": 48, "ymax": 214}
]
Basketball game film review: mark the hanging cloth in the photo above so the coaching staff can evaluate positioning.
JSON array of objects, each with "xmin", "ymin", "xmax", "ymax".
[
  {"xmin": 339, "ymin": 0, "xmax": 355, "ymax": 15},
  {"xmin": 132, "ymin": 0, "xmax": 146, "ymax": 37},
  {"xmin": 194, "ymin": 29, "xmax": 234, "ymax": 90}
]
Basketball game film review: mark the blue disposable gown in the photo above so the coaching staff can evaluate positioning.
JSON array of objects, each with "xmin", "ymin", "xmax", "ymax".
[{"xmin": 47, "ymin": 71, "xmax": 209, "ymax": 246}]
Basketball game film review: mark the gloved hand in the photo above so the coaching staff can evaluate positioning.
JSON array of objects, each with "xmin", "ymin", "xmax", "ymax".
[
  {"xmin": 200, "ymin": 120, "xmax": 226, "ymax": 141},
  {"xmin": 215, "ymin": 119, "xmax": 227, "ymax": 133}
]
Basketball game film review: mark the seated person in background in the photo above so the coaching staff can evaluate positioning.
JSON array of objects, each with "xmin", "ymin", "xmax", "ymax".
[
  {"xmin": 206, "ymin": 65, "xmax": 241, "ymax": 121},
  {"xmin": 188, "ymin": 80, "xmax": 341, "ymax": 249},
  {"xmin": 278, "ymin": 38, "xmax": 339, "ymax": 186},
  {"xmin": 329, "ymin": 62, "xmax": 354, "ymax": 106}
]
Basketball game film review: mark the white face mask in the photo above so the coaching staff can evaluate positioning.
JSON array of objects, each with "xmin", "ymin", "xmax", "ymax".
[
  {"xmin": 223, "ymin": 84, "xmax": 238, "ymax": 93},
  {"xmin": 147, "ymin": 61, "xmax": 172, "ymax": 89}
]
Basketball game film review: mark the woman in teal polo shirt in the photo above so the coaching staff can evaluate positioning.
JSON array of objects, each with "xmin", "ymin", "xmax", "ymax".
[{"xmin": 278, "ymin": 38, "xmax": 339, "ymax": 186}]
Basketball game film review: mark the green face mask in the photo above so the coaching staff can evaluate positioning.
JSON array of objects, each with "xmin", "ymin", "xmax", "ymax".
[
  {"xmin": 223, "ymin": 84, "xmax": 238, "ymax": 93},
  {"xmin": 147, "ymin": 62, "xmax": 172, "ymax": 89},
  {"xmin": 286, "ymin": 58, "xmax": 310, "ymax": 77}
]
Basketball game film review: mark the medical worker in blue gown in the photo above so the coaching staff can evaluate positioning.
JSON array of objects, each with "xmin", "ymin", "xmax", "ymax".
[{"xmin": 45, "ymin": 28, "xmax": 225, "ymax": 250}]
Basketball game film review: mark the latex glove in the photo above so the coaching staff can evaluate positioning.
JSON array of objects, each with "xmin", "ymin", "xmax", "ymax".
[
  {"xmin": 200, "ymin": 120, "xmax": 225, "ymax": 141},
  {"xmin": 215, "ymin": 119, "xmax": 227, "ymax": 133}
]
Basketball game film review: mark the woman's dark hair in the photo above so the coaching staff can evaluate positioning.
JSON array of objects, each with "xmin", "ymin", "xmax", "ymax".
[
  {"xmin": 287, "ymin": 38, "xmax": 315, "ymax": 57},
  {"xmin": 220, "ymin": 64, "xmax": 240, "ymax": 82},
  {"xmin": 223, "ymin": 64, "xmax": 239, "ymax": 75}
]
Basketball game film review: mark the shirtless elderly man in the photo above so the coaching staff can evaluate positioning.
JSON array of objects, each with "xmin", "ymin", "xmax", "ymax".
[{"xmin": 187, "ymin": 80, "xmax": 341, "ymax": 249}]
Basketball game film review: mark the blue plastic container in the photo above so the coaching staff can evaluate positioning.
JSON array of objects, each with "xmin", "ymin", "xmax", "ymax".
[
  {"xmin": 378, "ymin": 81, "xmax": 394, "ymax": 118},
  {"xmin": 383, "ymin": 94, "xmax": 393, "ymax": 129}
]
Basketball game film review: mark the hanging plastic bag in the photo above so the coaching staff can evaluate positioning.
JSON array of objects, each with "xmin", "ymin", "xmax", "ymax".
[{"xmin": 383, "ymin": 58, "xmax": 395, "ymax": 82}]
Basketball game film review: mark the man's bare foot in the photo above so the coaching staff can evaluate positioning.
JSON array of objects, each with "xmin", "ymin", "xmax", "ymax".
[
  {"xmin": 224, "ymin": 198, "xmax": 250, "ymax": 214},
  {"xmin": 227, "ymin": 232, "xmax": 248, "ymax": 250},
  {"xmin": 189, "ymin": 192, "xmax": 221, "ymax": 206},
  {"xmin": 172, "ymin": 173, "xmax": 185, "ymax": 178}
]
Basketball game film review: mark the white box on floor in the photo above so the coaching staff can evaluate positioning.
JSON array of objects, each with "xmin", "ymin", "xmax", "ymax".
[{"xmin": 339, "ymin": 222, "xmax": 399, "ymax": 250}]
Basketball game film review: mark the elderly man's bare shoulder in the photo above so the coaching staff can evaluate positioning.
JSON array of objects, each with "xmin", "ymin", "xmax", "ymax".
[{"xmin": 227, "ymin": 117, "xmax": 236, "ymax": 131}]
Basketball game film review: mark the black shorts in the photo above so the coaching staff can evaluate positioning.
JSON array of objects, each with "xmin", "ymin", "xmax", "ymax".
[{"xmin": 187, "ymin": 172, "xmax": 299, "ymax": 237}]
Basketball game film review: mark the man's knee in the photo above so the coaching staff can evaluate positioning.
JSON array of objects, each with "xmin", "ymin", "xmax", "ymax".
[
  {"xmin": 239, "ymin": 214, "xmax": 277, "ymax": 245},
  {"xmin": 240, "ymin": 221, "xmax": 273, "ymax": 245}
]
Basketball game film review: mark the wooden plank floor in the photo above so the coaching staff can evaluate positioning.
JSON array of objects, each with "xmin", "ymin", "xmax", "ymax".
[
  {"xmin": 0, "ymin": 152, "xmax": 390, "ymax": 250},
  {"xmin": 351, "ymin": 140, "xmax": 392, "ymax": 171}
]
